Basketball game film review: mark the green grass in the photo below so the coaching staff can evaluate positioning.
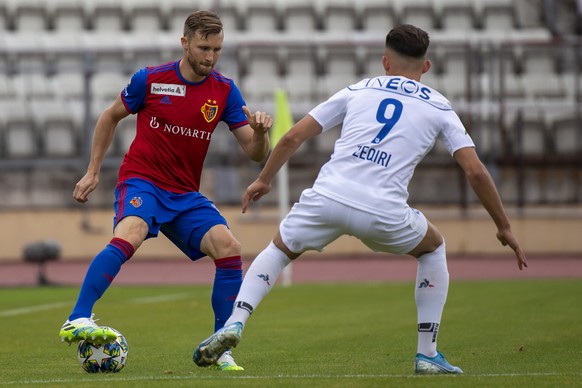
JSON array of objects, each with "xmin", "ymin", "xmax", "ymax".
[{"xmin": 1, "ymin": 280, "xmax": 581, "ymax": 387}]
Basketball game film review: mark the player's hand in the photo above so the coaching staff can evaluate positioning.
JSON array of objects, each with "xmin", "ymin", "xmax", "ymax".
[
  {"xmin": 496, "ymin": 228, "xmax": 528, "ymax": 270},
  {"xmin": 73, "ymin": 171, "xmax": 100, "ymax": 203},
  {"xmin": 242, "ymin": 178, "xmax": 271, "ymax": 213},
  {"xmin": 242, "ymin": 106, "xmax": 272, "ymax": 134}
]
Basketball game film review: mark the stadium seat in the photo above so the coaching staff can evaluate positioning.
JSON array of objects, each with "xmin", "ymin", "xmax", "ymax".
[
  {"xmin": 12, "ymin": 73, "xmax": 55, "ymax": 100},
  {"xmin": 496, "ymin": 167, "xmax": 517, "ymax": 203},
  {"xmin": 438, "ymin": 0, "xmax": 476, "ymax": 31},
  {"xmin": 10, "ymin": 0, "xmax": 49, "ymax": 31},
  {"xmin": 479, "ymin": 0, "xmax": 518, "ymax": 30},
  {"xmin": 521, "ymin": 169, "xmax": 544, "ymax": 203},
  {"xmin": 320, "ymin": 47, "xmax": 361, "ymax": 95},
  {"xmin": 87, "ymin": 0, "xmax": 126, "ymax": 31},
  {"xmin": 396, "ymin": 0, "xmax": 437, "ymax": 30},
  {"xmin": 3, "ymin": 32, "xmax": 47, "ymax": 73},
  {"xmin": 114, "ymin": 114, "xmax": 137, "ymax": 156},
  {"xmin": 282, "ymin": 1, "xmax": 320, "ymax": 33},
  {"xmin": 419, "ymin": 68, "xmax": 443, "ymax": 93},
  {"xmin": 408, "ymin": 167, "xmax": 462, "ymax": 204},
  {"xmin": 514, "ymin": 0, "xmax": 545, "ymax": 29},
  {"xmin": 469, "ymin": 114, "xmax": 503, "ymax": 157},
  {"xmin": 126, "ymin": 31, "xmax": 166, "ymax": 69},
  {"xmin": 50, "ymin": 0, "xmax": 86, "ymax": 32},
  {"xmin": 245, "ymin": 1, "xmax": 280, "ymax": 33},
  {"xmin": 360, "ymin": 0, "xmax": 398, "ymax": 33},
  {"xmin": 51, "ymin": 71, "xmax": 86, "ymax": 102},
  {"xmin": 283, "ymin": 47, "xmax": 320, "ymax": 102},
  {"xmin": 0, "ymin": 97, "xmax": 39, "ymax": 157},
  {"xmin": 212, "ymin": 166, "xmax": 242, "ymax": 204},
  {"xmin": 239, "ymin": 47, "xmax": 284, "ymax": 103},
  {"xmin": 496, "ymin": 48, "xmax": 526, "ymax": 100},
  {"xmin": 319, "ymin": 0, "xmax": 359, "ymax": 31},
  {"xmin": 0, "ymin": 2, "xmax": 8, "ymax": 31},
  {"xmin": 360, "ymin": 46, "xmax": 386, "ymax": 79},
  {"xmin": 507, "ymin": 107, "xmax": 549, "ymax": 155},
  {"xmin": 90, "ymin": 71, "xmax": 128, "ymax": 103},
  {"xmin": 126, "ymin": 0, "xmax": 167, "ymax": 32},
  {"xmin": 539, "ymin": 168, "xmax": 576, "ymax": 204},
  {"xmin": 552, "ymin": 114, "xmax": 582, "ymax": 154},
  {"xmin": 0, "ymin": 73, "xmax": 13, "ymax": 99},
  {"xmin": 520, "ymin": 46, "xmax": 566, "ymax": 100},
  {"xmin": 439, "ymin": 48, "xmax": 472, "ymax": 100},
  {"xmin": 63, "ymin": 98, "xmax": 86, "ymax": 132},
  {"xmin": 84, "ymin": 32, "xmax": 130, "ymax": 72},
  {"xmin": 42, "ymin": 32, "xmax": 84, "ymax": 73},
  {"xmin": 30, "ymin": 97, "xmax": 79, "ymax": 157},
  {"xmin": 204, "ymin": 122, "xmax": 240, "ymax": 164}
]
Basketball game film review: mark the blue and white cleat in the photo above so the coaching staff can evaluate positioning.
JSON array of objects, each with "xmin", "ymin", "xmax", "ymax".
[
  {"xmin": 193, "ymin": 322, "xmax": 243, "ymax": 368},
  {"xmin": 414, "ymin": 351, "xmax": 463, "ymax": 374}
]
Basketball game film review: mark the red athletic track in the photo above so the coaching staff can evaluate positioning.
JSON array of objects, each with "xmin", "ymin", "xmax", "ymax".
[{"xmin": 1, "ymin": 254, "xmax": 580, "ymax": 287}]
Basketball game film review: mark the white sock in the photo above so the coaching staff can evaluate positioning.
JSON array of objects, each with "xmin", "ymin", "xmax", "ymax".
[
  {"xmin": 226, "ymin": 242, "xmax": 291, "ymax": 327},
  {"xmin": 415, "ymin": 241, "xmax": 449, "ymax": 358}
]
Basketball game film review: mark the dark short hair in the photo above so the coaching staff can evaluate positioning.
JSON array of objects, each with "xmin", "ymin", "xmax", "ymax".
[
  {"xmin": 183, "ymin": 10, "xmax": 223, "ymax": 39},
  {"xmin": 385, "ymin": 24, "xmax": 430, "ymax": 58}
]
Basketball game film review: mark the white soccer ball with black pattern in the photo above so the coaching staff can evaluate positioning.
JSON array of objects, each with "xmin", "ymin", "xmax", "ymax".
[{"xmin": 77, "ymin": 327, "xmax": 128, "ymax": 373}]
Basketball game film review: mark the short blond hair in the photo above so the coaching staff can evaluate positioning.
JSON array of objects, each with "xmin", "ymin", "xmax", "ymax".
[{"xmin": 183, "ymin": 10, "xmax": 223, "ymax": 39}]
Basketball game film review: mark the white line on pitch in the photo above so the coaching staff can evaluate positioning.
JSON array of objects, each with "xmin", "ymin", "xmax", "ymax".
[
  {"xmin": 3, "ymin": 371, "xmax": 581, "ymax": 385},
  {"xmin": 0, "ymin": 302, "xmax": 70, "ymax": 317}
]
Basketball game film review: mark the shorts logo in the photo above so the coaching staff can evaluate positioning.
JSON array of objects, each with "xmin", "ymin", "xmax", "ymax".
[
  {"xmin": 129, "ymin": 197, "xmax": 143, "ymax": 208},
  {"xmin": 151, "ymin": 83, "xmax": 186, "ymax": 97},
  {"xmin": 201, "ymin": 99, "xmax": 218, "ymax": 122}
]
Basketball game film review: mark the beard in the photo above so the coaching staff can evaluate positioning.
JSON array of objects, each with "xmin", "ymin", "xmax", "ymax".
[{"xmin": 187, "ymin": 55, "xmax": 214, "ymax": 78}]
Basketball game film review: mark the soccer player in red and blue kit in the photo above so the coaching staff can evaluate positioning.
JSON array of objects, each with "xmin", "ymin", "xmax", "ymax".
[{"xmin": 58, "ymin": 10, "xmax": 272, "ymax": 371}]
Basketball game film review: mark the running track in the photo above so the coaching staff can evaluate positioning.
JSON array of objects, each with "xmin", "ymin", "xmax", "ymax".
[{"xmin": 1, "ymin": 254, "xmax": 581, "ymax": 287}]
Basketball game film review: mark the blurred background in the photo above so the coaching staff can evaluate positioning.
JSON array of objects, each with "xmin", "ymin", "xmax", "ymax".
[{"xmin": 0, "ymin": 0, "xmax": 581, "ymax": 265}]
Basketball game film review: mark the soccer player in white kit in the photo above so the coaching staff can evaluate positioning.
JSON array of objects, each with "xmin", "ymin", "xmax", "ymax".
[{"xmin": 193, "ymin": 24, "xmax": 528, "ymax": 374}]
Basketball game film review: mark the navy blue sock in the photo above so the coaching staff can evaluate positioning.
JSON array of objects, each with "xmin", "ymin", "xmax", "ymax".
[
  {"xmin": 69, "ymin": 238, "xmax": 134, "ymax": 321},
  {"xmin": 212, "ymin": 256, "xmax": 243, "ymax": 332}
]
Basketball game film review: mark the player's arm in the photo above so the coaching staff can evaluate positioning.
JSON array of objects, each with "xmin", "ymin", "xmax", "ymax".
[
  {"xmin": 232, "ymin": 106, "xmax": 272, "ymax": 162},
  {"xmin": 73, "ymin": 96, "xmax": 130, "ymax": 203},
  {"xmin": 453, "ymin": 146, "xmax": 527, "ymax": 270},
  {"xmin": 242, "ymin": 115, "xmax": 322, "ymax": 213}
]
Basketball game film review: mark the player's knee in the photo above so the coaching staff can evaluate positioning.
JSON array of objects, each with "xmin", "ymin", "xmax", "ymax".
[{"xmin": 219, "ymin": 236, "xmax": 242, "ymax": 257}]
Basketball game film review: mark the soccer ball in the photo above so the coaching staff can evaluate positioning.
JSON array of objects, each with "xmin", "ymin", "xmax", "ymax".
[{"xmin": 77, "ymin": 327, "xmax": 128, "ymax": 373}]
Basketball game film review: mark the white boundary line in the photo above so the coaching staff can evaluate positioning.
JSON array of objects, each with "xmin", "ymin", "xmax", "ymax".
[
  {"xmin": 0, "ymin": 293, "xmax": 191, "ymax": 317},
  {"xmin": 0, "ymin": 302, "xmax": 70, "ymax": 317},
  {"xmin": 2, "ymin": 372, "xmax": 580, "ymax": 385}
]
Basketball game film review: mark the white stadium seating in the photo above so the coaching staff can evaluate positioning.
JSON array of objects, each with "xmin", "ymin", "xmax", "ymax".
[{"xmin": 0, "ymin": 0, "xmax": 580, "ymax": 207}]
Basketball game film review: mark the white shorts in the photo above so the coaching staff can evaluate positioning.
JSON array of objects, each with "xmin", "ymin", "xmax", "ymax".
[{"xmin": 279, "ymin": 189, "xmax": 428, "ymax": 255}]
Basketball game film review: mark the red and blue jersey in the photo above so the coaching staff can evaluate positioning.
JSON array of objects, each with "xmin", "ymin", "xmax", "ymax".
[{"xmin": 119, "ymin": 60, "xmax": 248, "ymax": 193}]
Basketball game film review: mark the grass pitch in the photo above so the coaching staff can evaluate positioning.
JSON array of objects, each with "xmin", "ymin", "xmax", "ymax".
[{"xmin": 0, "ymin": 280, "xmax": 580, "ymax": 387}]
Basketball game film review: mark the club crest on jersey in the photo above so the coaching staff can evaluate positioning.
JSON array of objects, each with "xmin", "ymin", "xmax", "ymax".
[
  {"xmin": 201, "ymin": 100, "xmax": 218, "ymax": 123},
  {"xmin": 129, "ymin": 197, "xmax": 143, "ymax": 208}
]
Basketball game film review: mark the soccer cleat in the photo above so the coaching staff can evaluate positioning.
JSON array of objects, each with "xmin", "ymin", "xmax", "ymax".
[
  {"xmin": 414, "ymin": 351, "xmax": 463, "ymax": 374},
  {"xmin": 193, "ymin": 322, "xmax": 243, "ymax": 367},
  {"xmin": 59, "ymin": 314, "xmax": 118, "ymax": 345},
  {"xmin": 216, "ymin": 350, "xmax": 244, "ymax": 371}
]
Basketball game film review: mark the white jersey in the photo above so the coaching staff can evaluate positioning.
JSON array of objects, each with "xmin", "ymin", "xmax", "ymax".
[{"xmin": 308, "ymin": 75, "xmax": 475, "ymax": 220}]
